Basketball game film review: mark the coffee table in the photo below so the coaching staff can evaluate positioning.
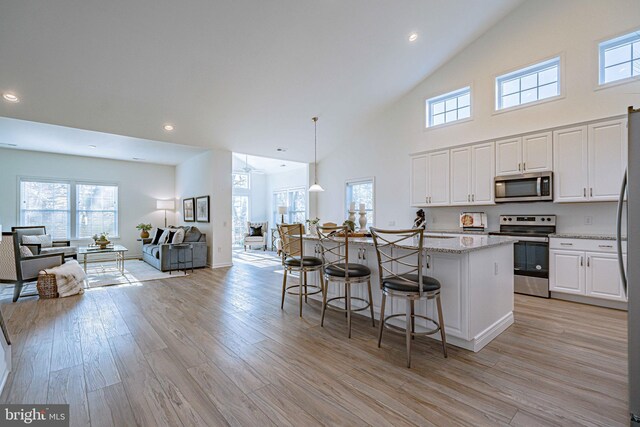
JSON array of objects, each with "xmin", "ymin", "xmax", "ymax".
[{"xmin": 78, "ymin": 245, "xmax": 128, "ymax": 273}]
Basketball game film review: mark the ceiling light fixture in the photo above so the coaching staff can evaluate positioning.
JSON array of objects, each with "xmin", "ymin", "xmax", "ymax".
[
  {"xmin": 2, "ymin": 93, "xmax": 19, "ymax": 103},
  {"xmin": 408, "ymin": 32, "xmax": 418, "ymax": 42},
  {"xmin": 280, "ymin": 164, "xmax": 286, "ymax": 167},
  {"xmin": 163, "ymin": 124, "xmax": 174, "ymax": 131},
  {"xmin": 276, "ymin": 147, "xmax": 287, "ymax": 152},
  {"xmin": 0, "ymin": 143, "xmax": 17, "ymax": 147},
  {"xmin": 308, "ymin": 116, "xmax": 325, "ymax": 192},
  {"xmin": 132, "ymin": 157, "xmax": 146, "ymax": 161}
]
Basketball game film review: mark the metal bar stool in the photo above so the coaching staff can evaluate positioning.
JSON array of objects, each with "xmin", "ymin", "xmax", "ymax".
[
  {"xmin": 317, "ymin": 225, "xmax": 375, "ymax": 338},
  {"xmin": 277, "ymin": 223, "xmax": 324, "ymax": 317},
  {"xmin": 370, "ymin": 227, "xmax": 447, "ymax": 368}
]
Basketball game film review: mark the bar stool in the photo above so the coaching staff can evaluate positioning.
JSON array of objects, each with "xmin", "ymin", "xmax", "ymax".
[
  {"xmin": 370, "ymin": 227, "xmax": 447, "ymax": 368},
  {"xmin": 317, "ymin": 225, "xmax": 375, "ymax": 338},
  {"xmin": 277, "ymin": 223, "xmax": 324, "ymax": 317}
]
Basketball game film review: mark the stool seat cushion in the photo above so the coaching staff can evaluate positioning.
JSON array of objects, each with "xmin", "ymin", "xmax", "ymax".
[
  {"xmin": 284, "ymin": 256, "xmax": 323, "ymax": 267},
  {"xmin": 325, "ymin": 263, "xmax": 371, "ymax": 278},
  {"xmin": 382, "ymin": 274, "xmax": 441, "ymax": 293}
]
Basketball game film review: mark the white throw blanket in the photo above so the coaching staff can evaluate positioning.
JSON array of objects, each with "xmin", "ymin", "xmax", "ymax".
[{"xmin": 41, "ymin": 260, "xmax": 86, "ymax": 297}]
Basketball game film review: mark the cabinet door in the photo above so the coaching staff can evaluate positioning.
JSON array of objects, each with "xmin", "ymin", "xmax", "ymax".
[
  {"xmin": 585, "ymin": 252, "xmax": 627, "ymax": 301},
  {"xmin": 427, "ymin": 150, "xmax": 450, "ymax": 206},
  {"xmin": 522, "ymin": 132, "xmax": 552, "ymax": 173},
  {"xmin": 553, "ymin": 126, "xmax": 588, "ymax": 202},
  {"xmin": 471, "ymin": 142, "xmax": 495, "ymax": 204},
  {"xmin": 495, "ymin": 137, "xmax": 522, "ymax": 176},
  {"xmin": 410, "ymin": 155, "xmax": 428, "ymax": 206},
  {"xmin": 450, "ymin": 147, "xmax": 471, "ymax": 205},
  {"xmin": 588, "ymin": 119, "xmax": 627, "ymax": 201},
  {"xmin": 549, "ymin": 250, "xmax": 585, "ymax": 294}
]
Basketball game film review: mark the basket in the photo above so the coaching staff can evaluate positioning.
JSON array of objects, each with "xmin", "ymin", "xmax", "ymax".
[{"xmin": 36, "ymin": 271, "xmax": 58, "ymax": 299}]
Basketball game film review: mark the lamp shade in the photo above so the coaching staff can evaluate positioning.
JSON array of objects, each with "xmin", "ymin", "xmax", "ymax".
[
  {"xmin": 277, "ymin": 206, "xmax": 288, "ymax": 215},
  {"xmin": 309, "ymin": 184, "xmax": 325, "ymax": 192},
  {"xmin": 156, "ymin": 200, "xmax": 175, "ymax": 210}
]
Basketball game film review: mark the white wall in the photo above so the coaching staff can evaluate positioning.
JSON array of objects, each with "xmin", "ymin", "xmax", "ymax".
[
  {"xmin": 249, "ymin": 172, "xmax": 268, "ymax": 222},
  {"xmin": 0, "ymin": 148, "xmax": 175, "ymax": 258},
  {"xmin": 175, "ymin": 149, "xmax": 232, "ymax": 267},
  {"xmin": 317, "ymin": 0, "xmax": 640, "ymax": 235}
]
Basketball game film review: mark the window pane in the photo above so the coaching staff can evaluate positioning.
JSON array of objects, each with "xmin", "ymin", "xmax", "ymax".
[
  {"xmin": 432, "ymin": 113, "xmax": 445, "ymax": 126},
  {"xmin": 232, "ymin": 196, "xmax": 249, "ymax": 245},
  {"xmin": 432, "ymin": 101, "xmax": 444, "ymax": 115},
  {"xmin": 77, "ymin": 184, "xmax": 118, "ymax": 238},
  {"xmin": 634, "ymin": 42, "xmax": 640, "ymax": 59},
  {"xmin": 520, "ymin": 73, "xmax": 537, "ymax": 91},
  {"xmin": 20, "ymin": 180, "xmax": 70, "ymax": 239},
  {"xmin": 605, "ymin": 62, "xmax": 632, "ymax": 83},
  {"xmin": 445, "ymin": 110, "xmax": 457, "ymax": 122},
  {"xmin": 346, "ymin": 181, "xmax": 374, "ymax": 226},
  {"xmin": 633, "ymin": 59, "xmax": 640, "ymax": 77},
  {"xmin": 445, "ymin": 98, "xmax": 457, "ymax": 111},
  {"xmin": 521, "ymin": 88, "xmax": 538, "ymax": 103},
  {"xmin": 458, "ymin": 106, "xmax": 470, "ymax": 119},
  {"xmin": 538, "ymin": 82, "xmax": 558, "ymax": 100},
  {"xmin": 605, "ymin": 43, "xmax": 632, "ymax": 66},
  {"xmin": 502, "ymin": 93, "xmax": 519, "ymax": 109},
  {"xmin": 538, "ymin": 67, "xmax": 557, "ymax": 85},
  {"xmin": 458, "ymin": 93, "xmax": 470, "ymax": 107},
  {"xmin": 501, "ymin": 79, "xmax": 519, "ymax": 96}
]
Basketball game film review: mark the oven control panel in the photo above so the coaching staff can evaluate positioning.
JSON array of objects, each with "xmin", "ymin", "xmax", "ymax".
[{"xmin": 499, "ymin": 215, "xmax": 556, "ymax": 226}]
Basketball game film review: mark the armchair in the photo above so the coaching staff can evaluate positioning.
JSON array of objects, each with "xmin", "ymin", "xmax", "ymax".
[
  {"xmin": 8, "ymin": 231, "xmax": 65, "ymax": 302},
  {"xmin": 244, "ymin": 222, "xmax": 268, "ymax": 251},
  {"xmin": 12, "ymin": 226, "xmax": 77, "ymax": 260}
]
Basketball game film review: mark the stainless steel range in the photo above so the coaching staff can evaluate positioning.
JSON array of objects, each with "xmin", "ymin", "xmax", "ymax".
[{"xmin": 489, "ymin": 215, "xmax": 556, "ymax": 298}]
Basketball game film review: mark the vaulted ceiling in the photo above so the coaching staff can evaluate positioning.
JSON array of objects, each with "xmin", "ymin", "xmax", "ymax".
[{"xmin": 0, "ymin": 0, "xmax": 523, "ymax": 163}]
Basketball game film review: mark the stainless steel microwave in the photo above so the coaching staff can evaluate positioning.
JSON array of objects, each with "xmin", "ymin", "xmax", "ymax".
[{"xmin": 494, "ymin": 172, "xmax": 553, "ymax": 203}]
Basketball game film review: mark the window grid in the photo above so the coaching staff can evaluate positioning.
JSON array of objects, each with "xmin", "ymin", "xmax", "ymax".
[
  {"xmin": 76, "ymin": 184, "xmax": 118, "ymax": 239},
  {"xmin": 272, "ymin": 187, "xmax": 307, "ymax": 226},
  {"xmin": 426, "ymin": 87, "xmax": 471, "ymax": 128},
  {"xmin": 599, "ymin": 31, "xmax": 640, "ymax": 84},
  {"xmin": 496, "ymin": 58, "xmax": 560, "ymax": 110}
]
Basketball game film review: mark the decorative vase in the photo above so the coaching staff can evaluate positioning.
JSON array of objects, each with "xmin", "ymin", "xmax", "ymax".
[
  {"xmin": 140, "ymin": 230, "xmax": 150, "ymax": 239},
  {"xmin": 309, "ymin": 223, "xmax": 317, "ymax": 235},
  {"xmin": 358, "ymin": 212, "xmax": 367, "ymax": 231},
  {"xmin": 96, "ymin": 239, "xmax": 110, "ymax": 249},
  {"xmin": 348, "ymin": 210, "xmax": 356, "ymax": 224}
]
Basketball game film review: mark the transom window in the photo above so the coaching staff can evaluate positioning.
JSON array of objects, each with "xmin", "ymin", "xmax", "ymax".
[
  {"xmin": 426, "ymin": 87, "xmax": 471, "ymax": 128},
  {"xmin": 345, "ymin": 179, "xmax": 374, "ymax": 227},
  {"xmin": 496, "ymin": 57, "xmax": 560, "ymax": 110},
  {"xmin": 20, "ymin": 178, "xmax": 119, "ymax": 239},
  {"xmin": 599, "ymin": 30, "xmax": 640, "ymax": 85}
]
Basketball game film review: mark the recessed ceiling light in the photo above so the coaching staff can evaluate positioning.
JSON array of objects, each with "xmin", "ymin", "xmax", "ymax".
[
  {"xmin": 408, "ymin": 32, "xmax": 418, "ymax": 42},
  {"xmin": 132, "ymin": 157, "xmax": 146, "ymax": 161},
  {"xmin": 280, "ymin": 164, "xmax": 286, "ymax": 167},
  {"xmin": 0, "ymin": 143, "xmax": 17, "ymax": 147},
  {"xmin": 163, "ymin": 124, "xmax": 174, "ymax": 131},
  {"xmin": 2, "ymin": 93, "xmax": 19, "ymax": 103},
  {"xmin": 276, "ymin": 147, "xmax": 287, "ymax": 152},
  {"xmin": 89, "ymin": 145, "xmax": 97, "ymax": 149}
]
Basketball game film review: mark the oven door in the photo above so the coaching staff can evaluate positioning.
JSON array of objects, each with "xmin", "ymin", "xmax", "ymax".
[
  {"xmin": 513, "ymin": 237, "xmax": 550, "ymax": 297},
  {"xmin": 495, "ymin": 173, "xmax": 553, "ymax": 202}
]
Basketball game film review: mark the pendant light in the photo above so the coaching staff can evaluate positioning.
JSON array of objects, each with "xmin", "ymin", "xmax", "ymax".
[{"xmin": 309, "ymin": 116, "xmax": 325, "ymax": 192}]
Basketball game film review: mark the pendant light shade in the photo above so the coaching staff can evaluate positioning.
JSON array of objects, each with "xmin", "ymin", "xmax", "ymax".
[{"xmin": 309, "ymin": 116, "xmax": 325, "ymax": 192}]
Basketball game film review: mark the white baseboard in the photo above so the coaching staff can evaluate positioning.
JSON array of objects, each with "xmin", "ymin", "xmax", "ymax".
[
  {"xmin": 471, "ymin": 312, "xmax": 514, "ymax": 352},
  {"xmin": 211, "ymin": 262, "xmax": 233, "ymax": 269}
]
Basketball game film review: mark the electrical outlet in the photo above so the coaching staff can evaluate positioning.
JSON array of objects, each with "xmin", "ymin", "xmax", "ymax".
[
  {"xmin": 217, "ymin": 247, "xmax": 222, "ymax": 253},
  {"xmin": 585, "ymin": 216, "xmax": 593, "ymax": 225},
  {"xmin": 494, "ymin": 262, "xmax": 499, "ymax": 275}
]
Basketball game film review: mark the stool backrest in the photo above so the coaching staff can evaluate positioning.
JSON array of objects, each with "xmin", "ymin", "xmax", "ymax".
[
  {"xmin": 277, "ymin": 223, "xmax": 305, "ymax": 260},
  {"xmin": 370, "ymin": 228, "xmax": 425, "ymax": 296},
  {"xmin": 317, "ymin": 225, "xmax": 350, "ymax": 278}
]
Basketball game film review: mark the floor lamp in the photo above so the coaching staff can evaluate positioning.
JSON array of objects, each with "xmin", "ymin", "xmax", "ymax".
[
  {"xmin": 278, "ymin": 206, "xmax": 288, "ymax": 224},
  {"xmin": 157, "ymin": 200, "xmax": 175, "ymax": 227}
]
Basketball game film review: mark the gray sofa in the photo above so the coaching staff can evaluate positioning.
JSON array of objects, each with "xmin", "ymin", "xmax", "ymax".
[{"xmin": 141, "ymin": 226, "xmax": 208, "ymax": 271}]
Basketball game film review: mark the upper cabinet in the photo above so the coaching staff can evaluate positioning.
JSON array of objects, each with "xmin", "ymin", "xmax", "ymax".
[
  {"xmin": 495, "ymin": 132, "xmax": 552, "ymax": 176},
  {"xmin": 554, "ymin": 119, "xmax": 627, "ymax": 202},
  {"xmin": 410, "ymin": 151, "xmax": 450, "ymax": 207},
  {"xmin": 450, "ymin": 143, "xmax": 495, "ymax": 205}
]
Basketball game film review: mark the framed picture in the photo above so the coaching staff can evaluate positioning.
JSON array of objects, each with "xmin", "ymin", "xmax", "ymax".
[
  {"xmin": 196, "ymin": 195, "xmax": 210, "ymax": 223},
  {"xmin": 183, "ymin": 198, "xmax": 195, "ymax": 222}
]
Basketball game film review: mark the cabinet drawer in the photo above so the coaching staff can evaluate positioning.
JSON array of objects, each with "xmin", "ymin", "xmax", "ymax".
[{"xmin": 549, "ymin": 238, "xmax": 625, "ymax": 253}]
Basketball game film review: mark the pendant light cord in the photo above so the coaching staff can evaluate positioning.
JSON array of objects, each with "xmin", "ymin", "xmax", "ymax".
[{"xmin": 313, "ymin": 117, "xmax": 318, "ymax": 184}]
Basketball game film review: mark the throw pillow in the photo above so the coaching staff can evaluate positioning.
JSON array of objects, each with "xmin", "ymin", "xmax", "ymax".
[
  {"xmin": 172, "ymin": 228, "xmax": 185, "ymax": 244},
  {"xmin": 151, "ymin": 228, "xmax": 164, "ymax": 245},
  {"xmin": 22, "ymin": 234, "xmax": 53, "ymax": 248},
  {"xmin": 158, "ymin": 228, "xmax": 171, "ymax": 244},
  {"xmin": 249, "ymin": 226, "xmax": 263, "ymax": 237},
  {"xmin": 184, "ymin": 226, "xmax": 202, "ymax": 242},
  {"xmin": 167, "ymin": 230, "xmax": 176, "ymax": 243},
  {"xmin": 19, "ymin": 246, "xmax": 33, "ymax": 258}
]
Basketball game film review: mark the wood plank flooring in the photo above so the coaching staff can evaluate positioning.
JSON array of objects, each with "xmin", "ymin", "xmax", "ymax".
[{"xmin": 0, "ymin": 256, "xmax": 628, "ymax": 426}]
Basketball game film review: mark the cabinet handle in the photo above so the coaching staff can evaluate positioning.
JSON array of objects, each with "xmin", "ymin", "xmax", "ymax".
[
  {"xmin": 560, "ymin": 243, "xmax": 573, "ymax": 246},
  {"xmin": 523, "ymin": 162, "xmax": 526, "ymax": 171},
  {"xmin": 518, "ymin": 163, "xmax": 521, "ymax": 171},
  {"xmin": 426, "ymin": 254, "xmax": 431, "ymax": 269},
  {"xmin": 587, "ymin": 257, "xmax": 590, "ymax": 267},
  {"xmin": 467, "ymin": 195, "xmax": 470, "ymax": 202},
  {"xmin": 580, "ymin": 256, "xmax": 584, "ymax": 266},
  {"xmin": 425, "ymin": 196, "xmax": 428, "ymax": 203},
  {"xmin": 472, "ymin": 194, "xmax": 475, "ymax": 202},
  {"xmin": 583, "ymin": 188, "xmax": 587, "ymax": 198},
  {"xmin": 362, "ymin": 250, "xmax": 366, "ymax": 261},
  {"xmin": 590, "ymin": 188, "xmax": 593, "ymax": 197},
  {"xmin": 598, "ymin": 244, "xmax": 613, "ymax": 248}
]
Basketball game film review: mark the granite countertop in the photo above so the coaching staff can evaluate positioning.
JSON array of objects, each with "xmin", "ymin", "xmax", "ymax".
[
  {"xmin": 304, "ymin": 234, "xmax": 516, "ymax": 254},
  {"xmin": 425, "ymin": 229, "xmax": 490, "ymax": 235},
  {"xmin": 549, "ymin": 233, "xmax": 620, "ymax": 241}
]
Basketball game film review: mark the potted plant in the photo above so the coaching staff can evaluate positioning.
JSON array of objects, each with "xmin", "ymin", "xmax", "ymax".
[
  {"xmin": 306, "ymin": 218, "xmax": 320, "ymax": 235},
  {"xmin": 136, "ymin": 223, "xmax": 153, "ymax": 238},
  {"xmin": 92, "ymin": 232, "xmax": 111, "ymax": 249},
  {"xmin": 343, "ymin": 220, "xmax": 356, "ymax": 233}
]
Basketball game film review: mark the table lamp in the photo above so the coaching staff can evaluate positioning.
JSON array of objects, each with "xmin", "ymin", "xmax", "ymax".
[
  {"xmin": 278, "ymin": 206, "xmax": 288, "ymax": 224},
  {"xmin": 156, "ymin": 200, "xmax": 175, "ymax": 227}
]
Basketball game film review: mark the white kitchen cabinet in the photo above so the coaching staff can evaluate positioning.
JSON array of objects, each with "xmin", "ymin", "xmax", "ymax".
[
  {"xmin": 409, "ymin": 151, "xmax": 449, "ymax": 206},
  {"xmin": 554, "ymin": 119, "xmax": 627, "ymax": 203},
  {"xmin": 588, "ymin": 119, "xmax": 628, "ymax": 201},
  {"xmin": 450, "ymin": 142, "xmax": 494, "ymax": 205},
  {"xmin": 496, "ymin": 132, "xmax": 552, "ymax": 176},
  {"xmin": 410, "ymin": 155, "xmax": 427, "ymax": 207},
  {"xmin": 550, "ymin": 249, "xmax": 585, "ymax": 295},
  {"xmin": 427, "ymin": 150, "xmax": 450, "ymax": 206},
  {"xmin": 586, "ymin": 252, "xmax": 627, "ymax": 301},
  {"xmin": 550, "ymin": 238, "xmax": 627, "ymax": 302}
]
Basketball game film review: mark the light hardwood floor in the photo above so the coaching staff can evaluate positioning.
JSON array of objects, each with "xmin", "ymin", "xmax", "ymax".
[{"xmin": 0, "ymin": 257, "xmax": 629, "ymax": 426}]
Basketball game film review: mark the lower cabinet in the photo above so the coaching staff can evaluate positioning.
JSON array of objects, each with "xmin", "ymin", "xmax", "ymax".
[{"xmin": 549, "ymin": 238, "xmax": 627, "ymax": 302}]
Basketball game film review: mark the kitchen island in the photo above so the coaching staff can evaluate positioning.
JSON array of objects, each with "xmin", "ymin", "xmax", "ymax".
[{"xmin": 303, "ymin": 234, "xmax": 516, "ymax": 352}]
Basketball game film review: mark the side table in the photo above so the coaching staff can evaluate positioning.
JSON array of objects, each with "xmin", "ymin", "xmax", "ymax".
[{"xmin": 168, "ymin": 243, "xmax": 194, "ymax": 275}]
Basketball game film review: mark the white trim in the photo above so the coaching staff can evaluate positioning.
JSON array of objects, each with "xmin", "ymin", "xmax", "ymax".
[
  {"xmin": 596, "ymin": 27, "xmax": 640, "ymax": 86},
  {"xmin": 424, "ymin": 84, "xmax": 473, "ymax": 130},
  {"xmin": 212, "ymin": 262, "xmax": 233, "ymax": 269}
]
